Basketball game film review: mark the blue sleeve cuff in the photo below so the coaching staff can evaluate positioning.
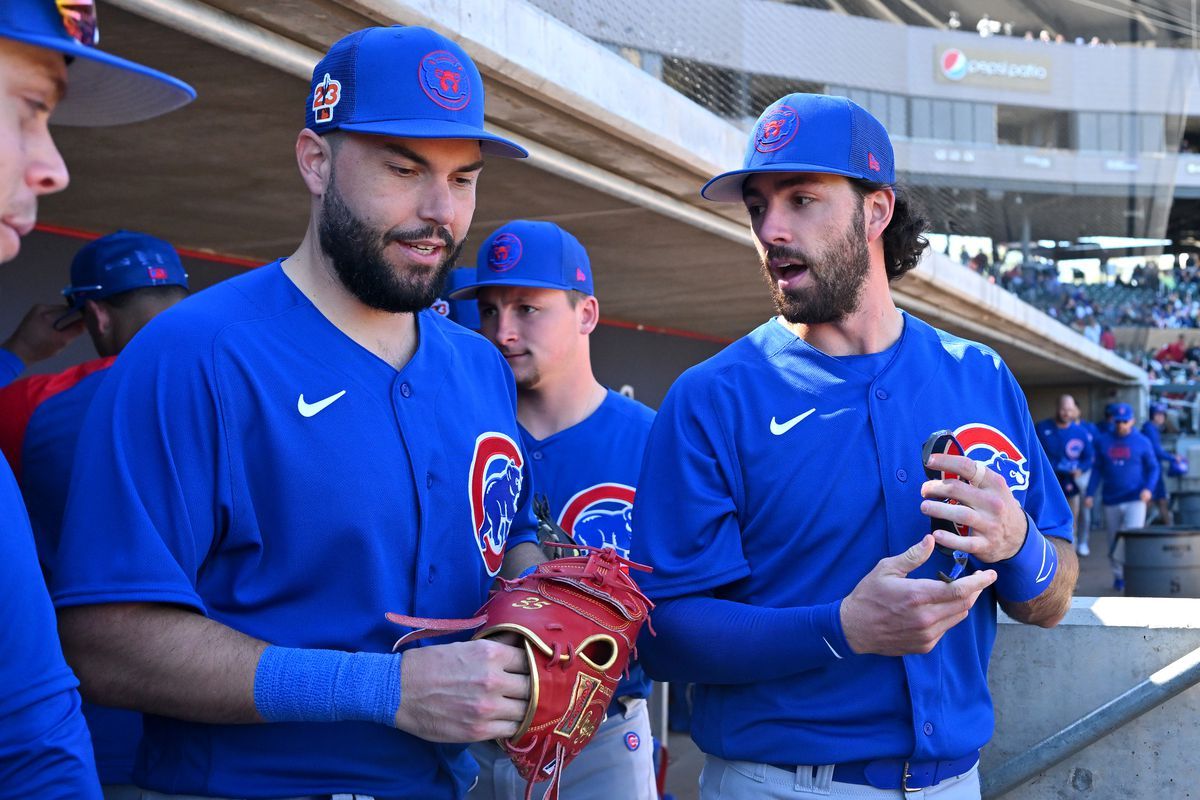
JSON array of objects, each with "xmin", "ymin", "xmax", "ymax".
[
  {"xmin": 254, "ymin": 646, "xmax": 401, "ymax": 726},
  {"xmin": 0, "ymin": 347, "xmax": 23, "ymax": 388},
  {"xmin": 812, "ymin": 599, "xmax": 851, "ymax": 660},
  {"xmin": 992, "ymin": 513, "xmax": 1059, "ymax": 603}
]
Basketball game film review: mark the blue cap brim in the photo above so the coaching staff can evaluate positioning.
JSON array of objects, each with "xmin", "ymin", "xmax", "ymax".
[
  {"xmin": 0, "ymin": 31, "xmax": 195, "ymax": 126},
  {"xmin": 334, "ymin": 118, "xmax": 528, "ymax": 159},
  {"xmin": 449, "ymin": 276, "xmax": 580, "ymax": 299},
  {"xmin": 701, "ymin": 162, "xmax": 880, "ymax": 202}
]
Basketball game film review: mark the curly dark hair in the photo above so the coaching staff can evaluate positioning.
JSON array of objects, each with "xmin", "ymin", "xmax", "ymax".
[{"xmin": 851, "ymin": 180, "xmax": 930, "ymax": 281}]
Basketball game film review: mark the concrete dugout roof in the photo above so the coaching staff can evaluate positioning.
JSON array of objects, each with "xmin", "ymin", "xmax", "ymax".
[{"xmin": 36, "ymin": 0, "xmax": 1142, "ymax": 387}]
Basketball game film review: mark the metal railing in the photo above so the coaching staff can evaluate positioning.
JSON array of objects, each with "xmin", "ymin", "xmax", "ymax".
[{"xmin": 981, "ymin": 643, "xmax": 1200, "ymax": 798}]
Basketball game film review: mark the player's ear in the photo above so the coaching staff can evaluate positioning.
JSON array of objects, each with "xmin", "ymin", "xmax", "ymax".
[
  {"xmin": 83, "ymin": 299, "xmax": 111, "ymax": 337},
  {"xmin": 577, "ymin": 294, "xmax": 599, "ymax": 336},
  {"xmin": 863, "ymin": 186, "xmax": 894, "ymax": 245},
  {"xmin": 296, "ymin": 128, "xmax": 334, "ymax": 197}
]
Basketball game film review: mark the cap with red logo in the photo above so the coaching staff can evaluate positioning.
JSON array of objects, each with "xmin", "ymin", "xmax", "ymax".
[
  {"xmin": 305, "ymin": 25, "xmax": 526, "ymax": 159},
  {"xmin": 449, "ymin": 220, "xmax": 592, "ymax": 299},
  {"xmin": 62, "ymin": 230, "xmax": 188, "ymax": 310},
  {"xmin": 701, "ymin": 93, "xmax": 895, "ymax": 202},
  {"xmin": 0, "ymin": 0, "xmax": 196, "ymax": 126}
]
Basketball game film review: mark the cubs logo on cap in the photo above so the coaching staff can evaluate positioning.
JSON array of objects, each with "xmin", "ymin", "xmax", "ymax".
[
  {"xmin": 488, "ymin": 233, "xmax": 523, "ymax": 272},
  {"xmin": 419, "ymin": 49, "xmax": 471, "ymax": 111},
  {"xmin": 755, "ymin": 105, "xmax": 799, "ymax": 153}
]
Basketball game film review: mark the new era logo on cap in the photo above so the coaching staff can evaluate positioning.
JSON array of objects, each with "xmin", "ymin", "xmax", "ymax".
[
  {"xmin": 868, "ymin": 152, "xmax": 881, "ymax": 172},
  {"xmin": 419, "ymin": 49, "xmax": 471, "ymax": 110}
]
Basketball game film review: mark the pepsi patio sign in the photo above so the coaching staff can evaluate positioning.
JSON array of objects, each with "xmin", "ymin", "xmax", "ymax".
[{"xmin": 935, "ymin": 46, "xmax": 1051, "ymax": 92}]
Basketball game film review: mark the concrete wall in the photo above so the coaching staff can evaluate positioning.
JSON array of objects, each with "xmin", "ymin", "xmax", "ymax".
[
  {"xmin": 984, "ymin": 598, "xmax": 1200, "ymax": 798},
  {"xmin": 531, "ymin": 0, "xmax": 1200, "ymax": 116}
]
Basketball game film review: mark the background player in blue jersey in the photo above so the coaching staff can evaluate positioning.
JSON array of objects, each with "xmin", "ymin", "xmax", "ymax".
[
  {"xmin": 0, "ymin": 230, "xmax": 188, "ymax": 797},
  {"xmin": 0, "ymin": 2, "xmax": 193, "ymax": 797},
  {"xmin": 1086, "ymin": 402, "xmax": 1159, "ymax": 590},
  {"xmin": 455, "ymin": 220, "xmax": 659, "ymax": 799},
  {"xmin": 50, "ymin": 28, "xmax": 545, "ymax": 799},
  {"xmin": 1142, "ymin": 402, "xmax": 1182, "ymax": 525},
  {"xmin": 632, "ymin": 94, "xmax": 1078, "ymax": 800},
  {"xmin": 1036, "ymin": 394, "xmax": 1094, "ymax": 555}
]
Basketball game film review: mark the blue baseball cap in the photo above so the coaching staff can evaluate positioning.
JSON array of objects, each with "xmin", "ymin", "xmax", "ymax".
[
  {"xmin": 1150, "ymin": 402, "xmax": 1168, "ymax": 416},
  {"xmin": 451, "ymin": 220, "xmax": 593, "ymax": 299},
  {"xmin": 430, "ymin": 267, "xmax": 481, "ymax": 330},
  {"xmin": 305, "ymin": 26, "xmax": 526, "ymax": 159},
  {"xmin": 1111, "ymin": 403, "xmax": 1134, "ymax": 422},
  {"xmin": 702, "ymin": 93, "xmax": 895, "ymax": 202},
  {"xmin": 62, "ymin": 230, "xmax": 188, "ymax": 310},
  {"xmin": 0, "ymin": 0, "xmax": 195, "ymax": 126}
]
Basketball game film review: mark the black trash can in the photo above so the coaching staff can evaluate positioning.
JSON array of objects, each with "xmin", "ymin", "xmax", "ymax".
[
  {"xmin": 1175, "ymin": 491, "xmax": 1200, "ymax": 527},
  {"xmin": 1117, "ymin": 526, "xmax": 1200, "ymax": 598}
]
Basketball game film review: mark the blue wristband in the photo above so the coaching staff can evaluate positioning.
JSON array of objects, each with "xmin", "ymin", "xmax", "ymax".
[
  {"xmin": 992, "ymin": 513, "xmax": 1059, "ymax": 602},
  {"xmin": 253, "ymin": 646, "xmax": 401, "ymax": 726}
]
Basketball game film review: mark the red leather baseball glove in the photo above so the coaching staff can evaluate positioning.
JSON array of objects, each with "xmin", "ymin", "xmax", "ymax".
[{"xmin": 386, "ymin": 544, "xmax": 653, "ymax": 800}]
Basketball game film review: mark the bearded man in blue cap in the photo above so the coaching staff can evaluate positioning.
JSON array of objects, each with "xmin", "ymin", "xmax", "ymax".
[
  {"xmin": 631, "ymin": 94, "xmax": 1078, "ymax": 799},
  {"xmin": 0, "ymin": 2, "xmax": 193, "ymax": 797},
  {"xmin": 51, "ymin": 26, "xmax": 544, "ymax": 799}
]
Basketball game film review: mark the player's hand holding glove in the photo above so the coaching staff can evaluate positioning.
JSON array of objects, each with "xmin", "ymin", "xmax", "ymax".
[{"xmin": 386, "ymin": 544, "xmax": 654, "ymax": 800}]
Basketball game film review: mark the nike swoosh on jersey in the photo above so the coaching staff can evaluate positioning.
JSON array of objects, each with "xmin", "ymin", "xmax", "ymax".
[
  {"xmin": 770, "ymin": 408, "xmax": 816, "ymax": 436},
  {"xmin": 297, "ymin": 390, "xmax": 347, "ymax": 418}
]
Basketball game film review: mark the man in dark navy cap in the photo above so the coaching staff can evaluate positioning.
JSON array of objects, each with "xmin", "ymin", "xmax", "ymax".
[
  {"xmin": 52, "ymin": 25, "xmax": 543, "ymax": 799},
  {"xmin": 0, "ymin": 231, "xmax": 189, "ymax": 796},
  {"xmin": 633, "ymin": 94, "xmax": 1078, "ymax": 799},
  {"xmin": 0, "ymin": 2, "xmax": 193, "ymax": 796}
]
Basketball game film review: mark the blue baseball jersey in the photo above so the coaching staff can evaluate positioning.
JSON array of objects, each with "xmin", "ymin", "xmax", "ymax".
[
  {"xmin": 519, "ymin": 389, "xmax": 654, "ymax": 701},
  {"xmin": 1035, "ymin": 419, "xmax": 1094, "ymax": 495},
  {"xmin": 0, "ymin": 357, "xmax": 142, "ymax": 785},
  {"xmin": 0, "ymin": 461, "xmax": 100, "ymax": 798},
  {"xmin": 632, "ymin": 313, "xmax": 1071, "ymax": 767},
  {"xmin": 51, "ymin": 261, "xmax": 538, "ymax": 798},
  {"xmin": 1087, "ymin": 430, "xmax": 1160, "ymax": 505}
]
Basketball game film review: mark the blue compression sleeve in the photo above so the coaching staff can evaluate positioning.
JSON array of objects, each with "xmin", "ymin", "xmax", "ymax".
[
  {"xmin": 253, "ymin": 646, "xmax": 401, "ymax": 726},
  {"xmin": 991, "ymin": 513, "xmax": 1059, "ymax": 603},
  {"xmin": 638, "ymin": 595, "xmax": 851, "ymax": 685}
]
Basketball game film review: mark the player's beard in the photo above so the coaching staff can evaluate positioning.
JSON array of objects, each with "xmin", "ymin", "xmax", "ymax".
[
  {"xmin": 318, "ymin": 178, "xmax": 462, "ymax": 314},
  {"xmin": 759, "ymin": 203, "xmax": 871, "ymax": 325}
]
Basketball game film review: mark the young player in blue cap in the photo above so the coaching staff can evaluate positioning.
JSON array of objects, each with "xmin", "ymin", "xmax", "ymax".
[
  {"xmin": 0, "ymin": 3, "xmax": 193, "ymax": 797},
  {"xmin": 632, "ymin": 93, "xmax": 1078, "ymax": 799},
  {"xmin": 454, "ymin": 220, "xmax": 658, "ymax": 799},
  {"xmin": 1086, "ymin": 402, "xmax": 1159, "ymax": 590},
  {"xmin": 1036, "ymin": 394, "xmax": 1094, "ymax": 555},
  {"xmin": 51, "ymin": 26, "xmax": 543, "ymax": 798},
  {"xmin": 0, "ymin": 230, "xmax": 189, "ymax": 796}
]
